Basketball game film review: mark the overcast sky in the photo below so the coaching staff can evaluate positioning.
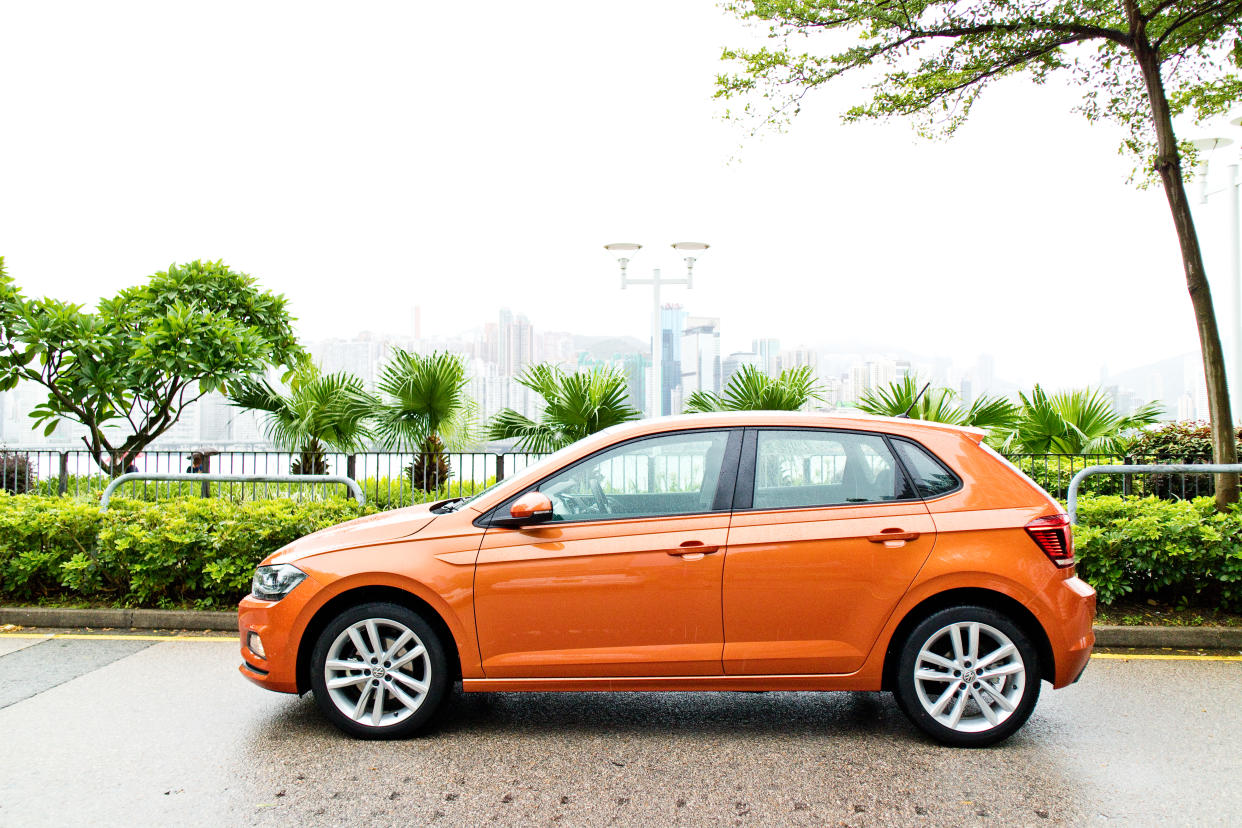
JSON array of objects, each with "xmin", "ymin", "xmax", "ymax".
[{"xmin": 2, "ymin": 0, "xmax": 1240, "ymax": 390}]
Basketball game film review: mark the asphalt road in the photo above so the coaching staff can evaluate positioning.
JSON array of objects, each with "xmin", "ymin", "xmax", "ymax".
[{"xmin": 0, "ymin": 633, "xmax": 1239, "ymax": 827}]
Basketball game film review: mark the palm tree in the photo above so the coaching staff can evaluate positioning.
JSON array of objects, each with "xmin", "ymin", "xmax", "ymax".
[
  {"xmin": 486, "ymin": 363, "xmax": 639, "ymax": 453},
  {"xmin": 684, "ymin": 364, "xmax": 822, "ymax": 413},
  {"xmin": 858, "ymin": 376, "xmax": 1018, "ymax": 432},
  {"xmin": 228, "ymin": 360, "xmax": 375, "ymax": 474},
  {"xmin": 998, "ymin": 385, "xmax": 1164, "ymax": 455},
  {"xmin": 372, "ymin": 349, "xmax": 477, "ymax": 492}
]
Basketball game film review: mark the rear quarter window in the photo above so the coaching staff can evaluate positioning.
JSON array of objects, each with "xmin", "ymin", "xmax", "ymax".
[{"xmin": 892, "ymin": 438, "xmax": 960, "ymax": 498}]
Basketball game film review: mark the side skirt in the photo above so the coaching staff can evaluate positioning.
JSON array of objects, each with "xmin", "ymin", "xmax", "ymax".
[{"xmin": 462, "ymin": 673, "xmax": 879, "ymax": 693}]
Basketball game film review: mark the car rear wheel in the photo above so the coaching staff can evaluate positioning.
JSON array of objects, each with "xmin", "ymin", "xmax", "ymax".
[
  {"xmin": 894, "ymin": 605, "xmax": 1041, "ymax": 747},
  {"xmin": 310, "ymin": 602, "xmax": 449, "ymax": 739}
]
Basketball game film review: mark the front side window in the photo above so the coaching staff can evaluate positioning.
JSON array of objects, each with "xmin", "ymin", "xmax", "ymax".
[
  {"xmin": 534, "ymin": 430, "xmax": 731, "ymax": 521},
  {"xmin": 753, "ymin": 430, "xmax": 913, "ymax": 509}
]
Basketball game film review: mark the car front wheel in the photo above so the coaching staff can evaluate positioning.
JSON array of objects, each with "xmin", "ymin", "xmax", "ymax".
[
  {"xmin": 894, "ymin": 605, "xmax": 1041, "ymax": 747},
  {"xmin": 310, "ymin": 602, "xmax": 449, "ymax": 739}
]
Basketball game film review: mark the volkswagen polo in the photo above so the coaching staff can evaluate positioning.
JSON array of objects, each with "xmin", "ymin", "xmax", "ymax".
[{"xmin": 239, "ymin": 412, "xmax": 1095, "ymax": 746}]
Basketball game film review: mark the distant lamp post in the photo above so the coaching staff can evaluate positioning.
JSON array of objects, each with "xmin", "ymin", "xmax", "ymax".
[
  {"xmin": 1192, "ymin": 134, "xmax": 1241, "ymax": 414},
  {"xmin": 605, "ymin": 241, "xmax": 710, "ymax": 417}
]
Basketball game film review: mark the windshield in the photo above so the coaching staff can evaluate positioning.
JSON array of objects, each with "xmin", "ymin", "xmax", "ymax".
[{"xmin": 432, "ymin": 442, "xmax": 583, "ymax": 513}]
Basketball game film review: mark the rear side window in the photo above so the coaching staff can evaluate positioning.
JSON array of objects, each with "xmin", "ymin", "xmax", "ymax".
[
  {"xmin": 892, "ymin": 439, "xmax": 960, "ymax": 498},
  {"xmin": 753, "ymin": 430, "xmax": 914, "ymax": 509}
]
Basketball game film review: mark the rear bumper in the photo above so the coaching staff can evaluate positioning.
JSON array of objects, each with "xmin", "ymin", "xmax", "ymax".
[{"xmin": 1048, "ymin": 574, "xmax": 1096, "ymax": 688}]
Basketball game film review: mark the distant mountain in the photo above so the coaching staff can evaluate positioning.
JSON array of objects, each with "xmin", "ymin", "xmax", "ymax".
[{"xmin": 573, "ymin": 334, "xmax": 648, "ymax": 359}]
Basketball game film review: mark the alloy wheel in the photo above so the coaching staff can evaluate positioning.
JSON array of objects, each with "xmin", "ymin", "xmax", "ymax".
[
  {"xmin": 912, "ymin": 620, "xmax": 1027, "ymax": 734},
  {"xmin": 323, "ymin": 617, "xmax": 432, "ymax": 728}
]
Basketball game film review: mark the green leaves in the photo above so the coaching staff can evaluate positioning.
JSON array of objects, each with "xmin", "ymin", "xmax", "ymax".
[
  {"xmin": 999, "ymin": 385, "xmax": 1163, "ymax": 455},
  {"xmin": 1076, "ymin": 494, "xmax": 1242, "ymax": 609},
  {"xmin": 372, "ymin": 349, "xmax": 477, "ymax": 452},
  {"xmin": 486, "ymin": 363, "xmax": 640, "ymax": 452},
  {"xmin": 0, "ymin": 259, "xmax": 304, "ymax": 472},
  {"xmin": 227, "ymin": 359, "xmax": 377, "ymax": 457},
  {"xmin": 717, "ymin": 1, "xmax": 1242, "ymax": 174},
  {"xmin": 0, "ymin": 495, "xmax": 371, "ymax": 608},
  {"xmin": 857, "ymin": 375, "xmax": 1019, "ymax": 430},
  {"xmin": 684, "ymin": 364, "xmax": 822, "ymax": 413}
]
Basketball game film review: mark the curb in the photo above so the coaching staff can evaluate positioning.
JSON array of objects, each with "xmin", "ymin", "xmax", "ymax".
[
  {"xmin": 0, "ymin": 607, "xmax": 237, "ymax": 631},
  {"xmin": 3, "ymin": 607, "xmax": 1241, "ymax": 648},
  {"xmin": 1093, "ymin": 624, "xmax": 1242, "ymax": 650}
]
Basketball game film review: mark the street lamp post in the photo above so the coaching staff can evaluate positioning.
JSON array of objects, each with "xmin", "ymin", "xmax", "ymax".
[
  {"xmin": 1192, "ymin": 135, "xmax": 1241, "ymax": 415},
  {"xmin": 605, "ymin": 242, "xmax": 709, "ymax": 417}
]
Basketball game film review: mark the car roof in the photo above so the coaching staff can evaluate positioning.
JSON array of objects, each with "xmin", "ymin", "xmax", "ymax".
[{"xmin": 595, "ymin": 411, "xmax": 987, "ymax": 441}]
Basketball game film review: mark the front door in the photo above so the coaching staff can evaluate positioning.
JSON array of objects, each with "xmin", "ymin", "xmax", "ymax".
[
  {"xmin": 722, "ymin": 428, "xmax": 937, "ymax": 675},
  {"xmin": 475, "ymin": 429, "xmax": 740, "ymax": 678}
]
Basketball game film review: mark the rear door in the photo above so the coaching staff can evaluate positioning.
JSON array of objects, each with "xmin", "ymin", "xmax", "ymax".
[{"xmin": 722, "ymin": 428, "xmax": 936, "ymax": 675}]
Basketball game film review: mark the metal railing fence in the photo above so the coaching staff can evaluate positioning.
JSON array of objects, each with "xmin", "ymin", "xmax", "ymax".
[
  {"xmin": 0, "ymin": 448, "xmax": 546, "ymax": 508},
  {"xmin": 0, "ymin": 446, "xmax": 1230, "ymax": 509}
]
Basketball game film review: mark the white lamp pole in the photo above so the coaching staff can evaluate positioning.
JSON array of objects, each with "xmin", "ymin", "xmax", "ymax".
[
  {"xmin": 1193, "ymin": 135, "xmax": 1242, "ymax": 416},
  {"xmin": 605, "ymin": 242, "xmax": 709, "ymax": 416}
]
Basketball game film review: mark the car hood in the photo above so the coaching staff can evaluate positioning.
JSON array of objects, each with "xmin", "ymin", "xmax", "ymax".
[{"xmin": 263, "ymin": 502, "xmax": 442, "ymax": 565}]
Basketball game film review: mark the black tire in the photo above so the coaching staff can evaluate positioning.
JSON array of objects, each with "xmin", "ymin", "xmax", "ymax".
[
  {"xmin": 310, "ymin": 601, "xmax": 449, "ymax": 739},
  {"xmin": 893, "ymin": 605, "xmax": 1041, "ymax": 747}
]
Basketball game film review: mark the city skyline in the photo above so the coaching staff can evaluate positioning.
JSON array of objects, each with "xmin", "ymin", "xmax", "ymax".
[{"xmin": 0, "ymin": 301, "xmax": 1199, "ymax": 450}]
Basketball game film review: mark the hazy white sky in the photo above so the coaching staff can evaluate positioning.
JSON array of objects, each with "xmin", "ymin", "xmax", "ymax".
[{"xmin": 2, "ymin": 0, "xmax": 1239, "ymax": 389}]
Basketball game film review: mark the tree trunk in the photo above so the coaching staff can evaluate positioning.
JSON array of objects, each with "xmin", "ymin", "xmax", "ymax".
[{"xmin": 1128, "ymin": 6, "xmax": 1238, "ymax": 509}]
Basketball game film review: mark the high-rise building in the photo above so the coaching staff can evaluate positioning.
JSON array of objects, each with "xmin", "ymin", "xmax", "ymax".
[
  {"xmin": 722, "ymin": 352, "xmax": 761, "ymax": 387},
  {"xmin": 497, "ymin": 308, "xmax": 534, "ymax": 376},
  {"xmin": 753, "ymin": 338, "xmax": 781, "ymax": 375},
  {"xmin": 659, "ymin": 304, "xmax": 687, "ymax": 416},
  {"xmin": 681, "ymin": 316, "xmax": 721, "ymax": 398},
  {"xmin": 313, "ymin": 338, "xmax": 378, "ymax": 387}
]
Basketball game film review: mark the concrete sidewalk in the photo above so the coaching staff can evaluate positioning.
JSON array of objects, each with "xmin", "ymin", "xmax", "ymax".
[{"xmin": 3, "ymin": 606, "xmax": 1241, "ymax": 649}]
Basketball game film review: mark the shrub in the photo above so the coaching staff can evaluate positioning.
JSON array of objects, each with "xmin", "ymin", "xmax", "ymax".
[
  {"xmin": 0, "ymin": 495, "xmax": 374, "ymax": 608},
  {"xmin": 0, "ymin": 495, "xmax": 101, "ymax": 600},
  {"xmin": 1074, "ymin": 495, "xmax": 1242, "ymax": 609},
  {"xmin": 1128, "ymin": 420, "xmax": 1241, "ymax": 463}
]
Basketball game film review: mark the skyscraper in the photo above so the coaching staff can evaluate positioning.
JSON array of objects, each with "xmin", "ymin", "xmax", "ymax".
[
  {"xmin": 659, "ymin": 304, "xmax": 688, "ymax": 416},
  {"xmin": 681, "ymin": 316, "xmax": 721, "ymax": 398},
  {"xmin": 753, "ymin": 338, "xmax": 781, "ymax": 375}
]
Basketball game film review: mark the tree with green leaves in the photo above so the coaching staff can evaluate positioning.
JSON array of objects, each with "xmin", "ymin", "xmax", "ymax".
[
  {"xmin": 0, "ymin": 258, "xmax": 301, "ymax": 474},
  {"xmin": 487, "ymin": 363, "xmax": 639, "ymax": 453},
  {"xmin": 998, "ymin": 385, "xmax": 1163, "ymax": 454},
  {"xmin": 227, "ymin": 359, "xmax": 376, "ymax": 474},
  {"xmin": 717, "ymin": 1, "xmax": 1242, "ymax": 508},
  {"xmin": 372, "ymin": 349, "xmax": 477, "ymax": 492},
  {"xmin": 858, "ymin": 375, "xmax": 1019, "ymax": 431},
  {"xmin": 684, "ymin": 364, "xmax": 823, "ymax": 412}
]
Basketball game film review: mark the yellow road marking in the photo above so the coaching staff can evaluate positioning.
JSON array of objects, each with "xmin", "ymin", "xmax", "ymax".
[
  {"xmin": 0, "ymin": 640, "xmax": 234, "ymax": 645},
  {"xmin": 1092, "ymin": 652, "xmax": 1242, "ymax": 662}
]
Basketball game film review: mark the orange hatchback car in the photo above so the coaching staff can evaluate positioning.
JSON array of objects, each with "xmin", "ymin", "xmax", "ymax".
[{"xmin": 239, "ymin": 413, "xmax": 1095, "ymax": 746}]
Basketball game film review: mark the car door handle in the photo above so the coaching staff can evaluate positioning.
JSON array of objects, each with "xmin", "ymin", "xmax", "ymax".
[
  {"xmin": 867, "ymin": 529, "xmax": 920, "ymax": 544},
  {"xmin": 668, "ymin": 540, "xmax": 720, "ymax": 557}
]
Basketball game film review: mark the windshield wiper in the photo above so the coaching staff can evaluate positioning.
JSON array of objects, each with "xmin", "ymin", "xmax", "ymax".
[{"xmin": 433, "ymin": 497, "xmax": 470, "ymax": 514}]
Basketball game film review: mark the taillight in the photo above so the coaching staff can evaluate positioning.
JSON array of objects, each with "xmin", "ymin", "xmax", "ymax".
[{"xmin": 1025, "ymin": 514, "xmax": 1074, "ymax": 567}]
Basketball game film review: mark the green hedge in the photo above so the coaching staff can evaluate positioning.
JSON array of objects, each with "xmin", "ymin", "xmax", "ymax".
[
  {"xmin": 0, "ymin": 495, "xmax": 373, "ymax": 609},
  {"xmin": 4, "ymin": 492, "xmax": 1241, "ymax": 612},
  {"xmin": 1074, "ymin": 496, "xmax": 1242, "ymax": 609}
]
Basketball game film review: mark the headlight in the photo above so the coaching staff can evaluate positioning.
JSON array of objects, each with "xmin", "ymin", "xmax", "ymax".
[{"xmin": 251, "ymin": 564, "xmax": 307, "ymax": 601}]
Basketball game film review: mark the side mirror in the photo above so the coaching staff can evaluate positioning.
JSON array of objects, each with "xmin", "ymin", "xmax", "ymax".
[{"xmin": 501, "ymin": 491, "xmax": 554, "ymax": 526}]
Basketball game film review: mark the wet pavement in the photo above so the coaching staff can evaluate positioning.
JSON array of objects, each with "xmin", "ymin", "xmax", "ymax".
[{"xmin": 0, "ymin": 633, "xmax": 1239, "ymax": 826}]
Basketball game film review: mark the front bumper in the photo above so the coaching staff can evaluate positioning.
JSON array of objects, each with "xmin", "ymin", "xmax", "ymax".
[{"xmin": 238, "ymin": 586, "xmax": 315, "ymax": 695}]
